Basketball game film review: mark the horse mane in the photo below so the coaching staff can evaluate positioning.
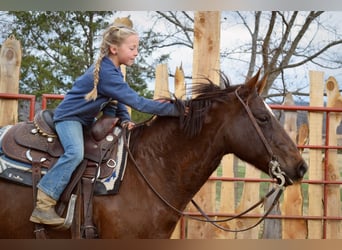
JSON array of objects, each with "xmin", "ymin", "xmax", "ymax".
[
  {"xmin": 178, "ymin": 72, "xmax": 238, "ymax": 137},
  {"xmin": 131, "ymin": 72, "xmax": 240, "ymax": 144}
]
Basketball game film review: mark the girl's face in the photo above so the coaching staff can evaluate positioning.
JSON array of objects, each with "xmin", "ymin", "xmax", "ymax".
[{"xmin": 110, "ymin": 34, "xmax": 139, "ymax": 67}]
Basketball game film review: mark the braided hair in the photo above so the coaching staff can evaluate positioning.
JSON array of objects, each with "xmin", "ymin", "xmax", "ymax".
[{"xmin": 85, "ymin": 24, "xmax": 138, "ymax": 101}]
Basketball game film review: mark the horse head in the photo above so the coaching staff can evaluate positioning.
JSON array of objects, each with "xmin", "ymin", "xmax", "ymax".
[{"xmin": 221, "ymin": 71, "xmax": 308, "ymax": 185}]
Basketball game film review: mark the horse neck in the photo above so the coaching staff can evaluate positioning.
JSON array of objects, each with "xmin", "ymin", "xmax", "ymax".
[{"xmin": 130, "ymin": 117, "xmax": 226, "ymax": 208}]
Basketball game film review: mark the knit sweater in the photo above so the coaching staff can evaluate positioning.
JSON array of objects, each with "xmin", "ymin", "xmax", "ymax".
[{"xmin": 53, "ymin": 56, "xmax": 180, "ymax": 126}]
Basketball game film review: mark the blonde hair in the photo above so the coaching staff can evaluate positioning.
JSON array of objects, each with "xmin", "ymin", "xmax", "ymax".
[{"xmin": 85, "ymin": 24, "xmax": 138, "ymax": 101}]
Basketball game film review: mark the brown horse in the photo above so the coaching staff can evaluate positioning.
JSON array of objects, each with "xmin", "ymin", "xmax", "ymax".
[{"xmin": 0, "ymin": 71, "xmax": 307, "ymax": 238}]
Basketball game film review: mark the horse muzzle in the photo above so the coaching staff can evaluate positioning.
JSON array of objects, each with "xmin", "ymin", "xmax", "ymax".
[{"xmin": 270, "ymin": 159, "xmax": 308, "ymax": 187}]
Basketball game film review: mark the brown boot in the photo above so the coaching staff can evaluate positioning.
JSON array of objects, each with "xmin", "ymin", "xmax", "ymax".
[{"xmin": 29, "ymin": 189, "xmax": 65, "ymax": 225}]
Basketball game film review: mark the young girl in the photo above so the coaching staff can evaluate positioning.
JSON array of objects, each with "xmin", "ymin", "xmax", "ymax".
[{"xmin": 30, "ymin": 24, "xmax": 182, "ymax": 225}]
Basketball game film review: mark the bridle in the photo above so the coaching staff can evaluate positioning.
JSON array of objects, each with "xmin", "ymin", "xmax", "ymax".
[
  {"xmin": 234, "ymin": 86, "xmax": 293, "ymax": 187},
  {"xmin": 123, "ymin": 86, "xmax": 292, "ymax": 233}
]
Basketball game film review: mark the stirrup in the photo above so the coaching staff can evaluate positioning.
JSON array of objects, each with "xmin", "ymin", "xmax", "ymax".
[{"xmin": 54, "ymin": 194, "xmax": 77, "ymax": 230}]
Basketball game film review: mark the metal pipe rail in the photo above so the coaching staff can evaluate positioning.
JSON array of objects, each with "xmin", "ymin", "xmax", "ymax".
[{"xmin": 0, "ymin": 93, "xmax": 36, "ymax": 121}]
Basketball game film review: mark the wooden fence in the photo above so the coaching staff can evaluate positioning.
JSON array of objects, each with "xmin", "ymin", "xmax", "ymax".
[{"xmin": 1, "ymin": 12, "xmax": 341, "ymax": 239}]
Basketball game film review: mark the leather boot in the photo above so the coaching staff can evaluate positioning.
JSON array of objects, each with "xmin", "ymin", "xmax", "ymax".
[{"xmin": 29, "ymin": 189, "xmax": 65, "ymax": 225}]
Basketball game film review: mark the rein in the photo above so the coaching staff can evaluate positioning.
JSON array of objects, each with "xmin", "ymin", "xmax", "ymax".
[{"xmin": 123, "ymin": 87, "xmax": 290, "ymax": 233}]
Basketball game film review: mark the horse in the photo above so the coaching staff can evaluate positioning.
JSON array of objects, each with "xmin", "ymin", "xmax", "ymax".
[{"xmin": 0, "ymin": 71, "xmax": 308, "ymax": 238}]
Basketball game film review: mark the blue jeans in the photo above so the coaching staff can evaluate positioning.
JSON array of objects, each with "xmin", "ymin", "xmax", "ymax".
[{"xmin": 37, "ymin": 120, "xmax": 84, "ymax": 200}]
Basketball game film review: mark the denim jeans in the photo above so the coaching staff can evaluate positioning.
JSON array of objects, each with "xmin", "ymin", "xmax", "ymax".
[{"xmin": 37, "ymin": 120, "xmax": 84, "ymax": 200}]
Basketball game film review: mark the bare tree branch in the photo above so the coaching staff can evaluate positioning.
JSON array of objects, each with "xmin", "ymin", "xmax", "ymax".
[
  {"xmin": 246, "ymin": 11, "xmax": 261, "ymax": 80},
  {"xmin": 281, "ymin": 40, "xmax": 342, "ymax": 69}
]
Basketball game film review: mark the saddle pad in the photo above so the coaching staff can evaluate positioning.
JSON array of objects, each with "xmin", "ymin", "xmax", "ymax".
[
  {"xmin": 0, "ymin": 154, "xmax": 44, "ymax": 186},
  {"xmin": 0, "ymin": 125, "xmax": 12, "ymax": 154},
  {"xmin": 95, "ymin": 127, "xmax": 129, "ymax": 195}
]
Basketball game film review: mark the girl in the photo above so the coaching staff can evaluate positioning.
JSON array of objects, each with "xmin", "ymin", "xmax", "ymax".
[{"xmin": 30, "ymin": 24, "xmax": 182, "ymax": 225}]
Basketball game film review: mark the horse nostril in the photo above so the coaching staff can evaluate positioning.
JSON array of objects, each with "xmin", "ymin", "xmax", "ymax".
[{"xmin": 297, "ymin": 162, "xmax": 308, "ymax": 178}]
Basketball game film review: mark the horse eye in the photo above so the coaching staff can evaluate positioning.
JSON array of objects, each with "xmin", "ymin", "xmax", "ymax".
[{"xmin": 257, "ymin": 115, "xmax": 269, "ymax": 124}]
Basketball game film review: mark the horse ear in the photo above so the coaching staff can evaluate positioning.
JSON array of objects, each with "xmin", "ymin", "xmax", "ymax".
[
  {"xmin": 245, "ymin": 69, "xmax": 261, "ymax": 89},
  {"xmin": 256, "ymin": 74, "xmax": 268, "ymax": 95}
]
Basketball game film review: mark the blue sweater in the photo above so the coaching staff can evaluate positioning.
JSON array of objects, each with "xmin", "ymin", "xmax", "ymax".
[{"xmin": 53, "ymin": 56, "xmax": 180, "ymax": 126}]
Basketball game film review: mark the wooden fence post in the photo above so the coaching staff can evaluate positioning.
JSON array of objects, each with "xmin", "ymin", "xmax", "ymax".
[
  {"xmin": 170, "ymin": 64, "xmax": 186, "ymax": 239},
  {"xmin": 308, "ymin": 70, "xmax": 325, "ymax": 239},
  {"xmin": 0, "ymin": 35, "xmax": 22, "ymax": 126},
  {"xmin": 174, "ymin": 64, "xmax": 186, "ymax": 100},
  {"xmin": 186, "ymin": 11, "xmax": 221, "ymax": 239},
  {"xmin": 154, "ymin": 64, "xmax": 170, "ymax": 99},
  {"xmin": 235, "ymin": 162, "xmax": 261, "ymax": 239},
  {"xmin": 281, "ymin": 93, "xmax": 308, "ymax": 239},
  {"xmin": 213, "ymin": 155, "xmax": 236, "ymax": 239},
  {"xmin": 325, "ymin": 76, "xmax": 342, "ymax": 239}
]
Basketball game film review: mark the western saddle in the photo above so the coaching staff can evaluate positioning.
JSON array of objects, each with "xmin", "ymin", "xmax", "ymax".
[{"xmin": 1, "ymin": 110, "xmax": 124, "ymax": 238}]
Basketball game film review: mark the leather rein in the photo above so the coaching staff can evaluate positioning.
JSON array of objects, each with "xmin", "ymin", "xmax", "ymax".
[{"xmin": 123, "ymin": 86, "xmax": 292, "ymax": 233}]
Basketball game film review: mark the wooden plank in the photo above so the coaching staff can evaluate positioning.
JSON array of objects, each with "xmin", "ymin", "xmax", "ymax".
[
  {"xmin": 262, "ymin": 193, "xmax": 281, "ymax": 239},
  {"xmin": 235, "ymin": 162, "xmax": 261, "ymax": 239},
  {"xmin": 174, "ymin": 64, "xmax": 186, "ymax": 100},
  {"xmin": 212, "ymin": 154, "xmax": 236, "ymax": 239},
  {"xmin": 0, "ymin": 35, "xmax": 21, "ymax": 126},
  {"xmin": 191, "ymin": 11, "xmax": 221, "ymax": 86},
  {"xmin": 154, "ymin": 64, "xmax": 170, "ymax": 99},
  {"xmin": 281, "ymin": 93, "xmax": 308, "ymax": 239},
  {"xmin": 113, "ymin": 16, "xmax": 133, "ymax": 28},
  {"xmin": 170, "ymin": 65, "xmax": 186, "ymax": 239},
  {"xmin": 308, "ymin": 70, "xmax": 325, "ymax": 239},
  {"xmin": 325, "ymin": 76, "xmax": 342, "ymax": 239},
  {"xmin": 298, "ymin": 123, "xmax": 309, "ymax": 154},
  {"xmin": 186, "ymin": 11, "xmax": 221, "ymax": 239}
]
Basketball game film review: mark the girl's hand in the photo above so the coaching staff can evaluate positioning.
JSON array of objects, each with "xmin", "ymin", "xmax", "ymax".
[
  {"xmin": 121, "ymin": 121, "xmax": 135, "ymax": 130},
  {"xmin": 155, "ymin": 98, "xmax": 170, "ymax": 103}
]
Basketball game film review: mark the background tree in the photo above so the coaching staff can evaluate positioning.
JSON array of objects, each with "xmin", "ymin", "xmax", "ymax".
[
  {"xmin": 9, "ymin": 11, "xmax": 112, "ymax": 96},
  {"xmin": 6, "ymin": 11, "xmax": 171, "ymax": 122}
]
